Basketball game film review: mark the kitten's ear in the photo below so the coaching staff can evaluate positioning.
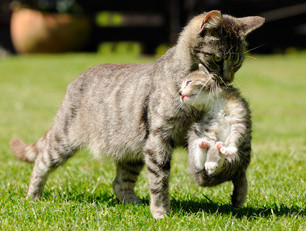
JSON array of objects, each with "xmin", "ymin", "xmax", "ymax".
[
  {"xmin": 237, "ymin": 16, "xmax": 265, "ymax": 37},
  {"xmin": 200, "ymin": 10, "xmax": 223, "ymax": 31},
  {"xmin": 198, "ymin": 63, "xmax": 209, "ymax": 75}
]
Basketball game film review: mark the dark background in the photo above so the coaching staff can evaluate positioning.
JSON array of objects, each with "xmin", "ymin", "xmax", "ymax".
[{"xmin": 1, "ymin": 0, "xmax": 306, "ymax": 54}]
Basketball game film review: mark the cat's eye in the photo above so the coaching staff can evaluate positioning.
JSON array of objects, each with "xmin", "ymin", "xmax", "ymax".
[
  {"xmin": 213, "ymin": 55, "xmax": 223, "ymax": 63},
  {"xmin": 186, "ymin": 80, "xmax": 192, "ymax": 86}
]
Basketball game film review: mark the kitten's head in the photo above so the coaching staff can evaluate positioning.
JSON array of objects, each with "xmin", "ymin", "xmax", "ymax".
[
  {"xmin": 181, "ymin": 10, "xmax": 265, "ymax": 84},
  {"xmin": 179, "ymin": 64, "xmax": 222, "ymax": 109}
]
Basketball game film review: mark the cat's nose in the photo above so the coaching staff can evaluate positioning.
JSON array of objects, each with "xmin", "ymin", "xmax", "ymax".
[{"xmin": 179, "ymin": 90, "xmax": 183, "ymax": 95}]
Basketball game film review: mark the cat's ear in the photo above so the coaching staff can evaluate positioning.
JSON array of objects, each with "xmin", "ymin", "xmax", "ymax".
[
  {"xmin": 198, "ymin": 63, "xmax": 209, "ymax": 75},
  {"xmin": 200, "ymin": 10, "xmax": 223, "ymax": 31},
  {"xmin": 237, "ymin": 16, "xmax": 265, "ymax": 37}
]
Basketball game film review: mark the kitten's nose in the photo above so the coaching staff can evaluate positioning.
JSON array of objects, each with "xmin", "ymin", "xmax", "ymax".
[{"xmin": 179, "ymin": 89, "xmax": 183, "ymax": 96}]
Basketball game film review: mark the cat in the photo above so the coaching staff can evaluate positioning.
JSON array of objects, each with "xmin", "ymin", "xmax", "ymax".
[
  {"xmin": 10, "ymin": 11, "xmax": 264, "ymax": 218},
  {"xmin": 180, "ymin": 64, "xmax": 252, "ymax": 208}
]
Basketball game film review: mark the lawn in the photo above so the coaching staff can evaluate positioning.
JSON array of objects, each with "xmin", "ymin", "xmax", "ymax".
[{"xmin": 0, "ymin": 52, "xmax": 305, "ymax": 230}]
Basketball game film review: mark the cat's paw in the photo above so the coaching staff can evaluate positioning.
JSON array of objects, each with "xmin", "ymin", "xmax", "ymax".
[
  {"xmin": 205, "ymin": 161, "xmax": 218, "ymax": 175},
  {"xmin": 220, "ymin": 146, "xmax": 237, "ymax": 155},
  {"xmin": 198, "ymin": 138, "xmax": 210, "ymax": 149},
  {"xmin": 120, "ymin": 194, "xmax": 142, "ymax": 204},
  {"xmin": 216, "ymin": 141, "xmax": 223, "ymax": 150},
  {"xmin": 151, "ymin": 205, "xmax": 169, "ymax": 219}
]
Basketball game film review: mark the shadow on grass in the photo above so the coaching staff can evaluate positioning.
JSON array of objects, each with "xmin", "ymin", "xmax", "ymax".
[
  {"xmin": 170, "ymin": 198, "xmax": 305, "ymax": 219},
  {"xmin": 43, "ymin": 190, "xmax": 304, "ymax": 218}
]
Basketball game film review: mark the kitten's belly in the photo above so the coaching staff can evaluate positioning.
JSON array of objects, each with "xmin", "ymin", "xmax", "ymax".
[{"xmin": 217, "ymin": 117, "xmax": 231, "ymax": 142}]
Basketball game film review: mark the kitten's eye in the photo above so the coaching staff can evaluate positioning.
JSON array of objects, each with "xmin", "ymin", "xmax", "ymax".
[
  {"xmin": 186, "ymin": 80, "xmax": 192, "ymax": 86},
  {"xmin": 213, "ymin": 55, "xmax": 223, "ymax": 64}
]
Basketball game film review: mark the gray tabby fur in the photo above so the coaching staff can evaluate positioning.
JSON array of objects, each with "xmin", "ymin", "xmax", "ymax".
[
  {"xmin": 10, "ymin": 11, "xmax": 264, "ymax": 218},
  {"xmin": 180, "ymin": 67, "xmax": 251, "ymax": 208}
]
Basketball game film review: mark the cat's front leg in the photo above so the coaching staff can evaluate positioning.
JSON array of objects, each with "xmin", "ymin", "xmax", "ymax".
[{"xmin": 144, "ymin": 133, "xmax": 173, "ymax": 219}]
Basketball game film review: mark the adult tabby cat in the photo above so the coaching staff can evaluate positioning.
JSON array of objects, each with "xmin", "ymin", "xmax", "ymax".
[
  {"xmin": 180, "ymin": 64, "xmax": 251, "ymax": 208},
  {"xmin": 10, "ymin": 11, "xmax": 264, "ymax": 218}
]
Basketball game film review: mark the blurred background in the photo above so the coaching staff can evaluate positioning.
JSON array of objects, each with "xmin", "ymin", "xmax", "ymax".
[{"xmin": 1, "ymin": 0, "xmax": 306, "ymax": 56}]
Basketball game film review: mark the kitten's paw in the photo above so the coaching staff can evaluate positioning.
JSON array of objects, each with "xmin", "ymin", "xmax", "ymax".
[
  {"xmin": 205, "ymin": 162, "xmax": 218, "ymax": 175},
  {"xmin": 198, "ymin": 138, "xmax": 210, "ymax": 149},
  {"xmin": 216, "ymin": 141, "xmax": 223, "ymax": 150},
  {"xmin": 220, "ymin": 146, "xmax": 237, "ymax": 155}
]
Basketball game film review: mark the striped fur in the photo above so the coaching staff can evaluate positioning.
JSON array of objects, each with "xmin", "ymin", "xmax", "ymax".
[
  {"xmin": 10, "ymin": 11, "xmax": 264, "ymax": 218},
  {"xmin": 180, "ymin": 70, "xmax": 252, "ymax": 208}
]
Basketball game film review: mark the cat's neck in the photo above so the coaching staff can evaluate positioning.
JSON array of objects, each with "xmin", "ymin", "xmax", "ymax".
[{"xmin": 156, "ymin": 44, "xmax": 194, "ymax": 82}]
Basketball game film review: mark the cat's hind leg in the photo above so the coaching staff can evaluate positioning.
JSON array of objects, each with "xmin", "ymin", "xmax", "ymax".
[
  {"xmin": 231, "ymin": 171, "xmax": 248, "ymax": 208},
  {"xmin": 189, "ymin": 138, "xmax": 209, "ymax": 171},
  {"xmin": 25, "ymin": 132, "xmax": 77, "ymax": 200},
  {"xmin": 205, "ymin": 143, "xmax": 225, "ymax": 175},
  {"xmin": 112, "ymin": 159, "xmax": 144, "ymax": 204}
]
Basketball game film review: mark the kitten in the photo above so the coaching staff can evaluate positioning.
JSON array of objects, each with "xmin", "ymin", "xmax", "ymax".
[
  {"xmin": 10, "ymin": 11, "xmax": 264, "ymax": 218},
  {"xmin": 180, "ymin": 64, "xmax": 252, "ymax": 208}
]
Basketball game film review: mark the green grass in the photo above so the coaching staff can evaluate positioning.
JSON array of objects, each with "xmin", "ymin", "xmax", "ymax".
[{"xmin": 0, "ymin": 52, "xmax": 305, "ymax": 230}]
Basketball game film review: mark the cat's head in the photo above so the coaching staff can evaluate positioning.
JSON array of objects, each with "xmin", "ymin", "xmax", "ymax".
[
  {"xmin": 180, "ymin": 10, "xmax": 265, "ymax": 84},
  {"xmin": 179, "ymin": 64, "xmax": 222, "ymax": 109}
]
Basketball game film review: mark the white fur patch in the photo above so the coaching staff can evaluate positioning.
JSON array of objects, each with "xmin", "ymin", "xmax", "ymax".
[
  {"xmin": 194, "ymin": 142, "xmax": 207, "ymax": 170},
  {"xmin": 205, "ymin": 162, "xmax": 218, "ymax": 175},
  {"xmin": 220, "ymin": 146, "xmax": 237, "ymax": 155}
]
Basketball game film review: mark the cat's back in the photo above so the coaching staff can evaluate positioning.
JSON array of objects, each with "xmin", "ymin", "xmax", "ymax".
[
  {"xmin": 79, "ymin": 63, "xmax": 153, "ymax": 83},
  {"xmin": 57, "ymin": 63, "xmax": 155, "ymax": 158},
  {"xmin": 65, "ymin": 62, "xmax": 154, "ymax": 107}
]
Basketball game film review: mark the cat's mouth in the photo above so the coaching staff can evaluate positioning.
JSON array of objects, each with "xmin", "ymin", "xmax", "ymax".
[{"xmin": 180, "ymin": 93, "xmax": 196, "ymax": 101}]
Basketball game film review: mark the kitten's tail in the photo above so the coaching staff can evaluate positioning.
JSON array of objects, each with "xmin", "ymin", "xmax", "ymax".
[{"xmin": 10, "ymin": 138, "xmax": 40, "ymax": 163}]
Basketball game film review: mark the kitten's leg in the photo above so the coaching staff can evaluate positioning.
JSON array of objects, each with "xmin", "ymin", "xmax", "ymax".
[
  {"xmin": 231, "ymin": 171, "xmax": 248, "ymax": 208},
  {"xmin": 188, "ymin": 137, "xmax": 209, "ymax": 187},
  {"xmin": 218, "ymin": 141, "xmax": 238, "ymax": 155},
  {"xmin": 144, "ymin": 133, "xmax": 172, "ymax": 219},
  {"xmin": 26, "ymin": 133, "xmax": 76, "ymax": 199},
  {"xmin": 112, "ymin": 160, "xmax": 144, "ymax": 204},
  {"xmin": 191, "ymin": 138, "xmax": 209, "ymax": 170},
  {"xmin": 205, "ymin": 144, "xmax": 225, "ymax": 175}
]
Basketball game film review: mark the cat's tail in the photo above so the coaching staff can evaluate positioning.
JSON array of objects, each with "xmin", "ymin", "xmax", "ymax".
[{"xmin": 10, "ymin": 138, "xmax": 40, "ymax": 163}]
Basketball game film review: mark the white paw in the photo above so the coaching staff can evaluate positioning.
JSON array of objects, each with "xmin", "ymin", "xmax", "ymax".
[
  {"xmin": 197, "ymin": 138, "xmax": 210, "ymax": 149},
  {"xmin": 220, "ymin": 146, "xmax": 237, "ymax": 155},
  {"xmin": 205, "ymin": 162, "xmax": 218, "ymax": 175}
]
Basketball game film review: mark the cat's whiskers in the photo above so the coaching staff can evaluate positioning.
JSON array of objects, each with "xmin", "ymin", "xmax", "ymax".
[
  {"xmin": 226, "ymin": 45, "xmax": 236, "ymax": 57},
  {"xmin": 246, "ymin": 55, "xmax": 257, "ymax": 60},
  {"xmin": 243, "ymin": 43, "xmax": 266, "ymax": 55},
  {"xmin": 215, "ymin": 82, "xmax": 220, "ymax": 102},
  {"xmin": 191, "ymin": 78, "xmax": 210, "ymax": 107},
  {"xmin": 217, "ymin": 76, "xmax": 229, "ymax": 90},
  {"xmin": 206, "ymin": 80, "xmax": 215, "ymax": 106}
]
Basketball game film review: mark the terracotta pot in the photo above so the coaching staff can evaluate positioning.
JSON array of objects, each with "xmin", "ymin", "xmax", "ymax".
[{"xmin": 10, "ymin": 8, "xmax": 91, "ymax": 54}]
